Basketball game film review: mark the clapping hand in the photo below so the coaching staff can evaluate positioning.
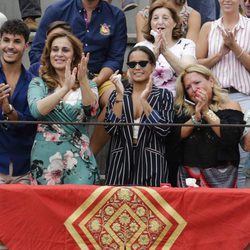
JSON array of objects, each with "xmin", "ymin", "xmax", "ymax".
[
  {"xmin": 140, "ymin": 75, "xmax": 153, "ymax": 101},
  {"xmin": 159, "ymin": 31, "xmax": 170, "ymax": 54},
  {"xmin": 110, "ymin": 70, "xmax": 124, "ymax": 95},
  {"xmin": 77, "ymin": 52, "xmax": 89, "ymax": 84},
  {"xmin": 63, "ymin": 59, "xmax": 77, "ymax": 91},
  {"xmin": 222, "ymin": 29, "xmax": 236, "ymax": 49},
  {"xmin": 219, "ymin": 42, "xmax": 230, "ymax": 57},
  {"xmin": 0, "ymin": 83, "xmax": 11, "ymax": 106},
  {"xmin": 194, "ymin": 88, "xmax": 209, "ymax": 116},
  {"xmin": 153, "ymin": 31, "xmax": 161, "ymax": 58}
]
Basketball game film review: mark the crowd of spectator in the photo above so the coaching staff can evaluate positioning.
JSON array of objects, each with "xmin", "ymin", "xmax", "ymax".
[{"xmin": 0, "ymin": 0, "xmax": 250, "ymax": 191}]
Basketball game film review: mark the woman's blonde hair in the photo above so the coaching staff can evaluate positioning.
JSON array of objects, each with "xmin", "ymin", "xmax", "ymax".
[
  {"xmin": 143, "ymin": 0, "xmax": 183, "ymax": 43},
  {"xmin": 175, "ymin": 64, "xmax": 229, "ymax": 117},
  {"xmin": 40, "ymin": 31, "xmax": 83, "ymax": 90}
]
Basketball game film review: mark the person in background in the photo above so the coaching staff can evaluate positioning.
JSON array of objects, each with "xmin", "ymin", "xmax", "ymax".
[
  {"xmin": 241, "ymin": 114, "xmax": 250, "ymax": 153},
  {"xmin": 136, "ymin": 0, "xmax": 201, "ymax": 42},
  {"xmin": 28, "ymin": 31, "xmax": 99, "ymax": 185},
  {"xmin": 172, "ymin": 64, "xmax": 244, "ymax": 188},
  {"xmin": 240, "ymin": 0, "xmax": 250, "ymax": 188},
  {"xmin": 196, "ymin": 0, "xmax": 250, "ymax": 188},
  {"xmin": 105, "ymin": 46, "xmax": 174, "ymax": 186},
  {"xmin": 240, "ymin": 110, "xmax": 250, "ymax": 187},
  {"xmin": 0, "ymin": 19, "xmax": 36, "ymax": 185},
  {"xmin": 187, "ymin": 0, "xmax": 220, "ymax": 25},
  {"xmin": 135, "ymin": 0, "xmax": 196, "ymax": 97},
  {"xmin": 106, "ymin": 0, "xmax": 138, "ymax": 12},
  {"xmin": 19, "ymin": 0, "xmax": 41, "ymax": 31},
  {"xmin": 29, "ymin": 21, "xmax": 72, "ymax": 77},
  {"xmin": 243, "ymin": 0, "xmax": 250, "ymax": 17},
  {"xmin": 29, "ymin": 0, "xmax": 127, "ymax": 157}
]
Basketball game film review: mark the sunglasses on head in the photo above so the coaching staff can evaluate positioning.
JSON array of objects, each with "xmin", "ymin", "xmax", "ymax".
[{"xmin": 127, "ymin": 60, "xmax": 150, "ymax": 69}]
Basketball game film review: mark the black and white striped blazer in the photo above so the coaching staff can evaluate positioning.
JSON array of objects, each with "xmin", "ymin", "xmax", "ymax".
[{"xmin": 105, "ymin": 84, "xmax": 174, "ymax": 186}]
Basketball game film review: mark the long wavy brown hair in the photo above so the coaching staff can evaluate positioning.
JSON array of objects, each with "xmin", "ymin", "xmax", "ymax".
[
  {"xmin": 40, "ymin": 31, "xmax": 83, "ymax": 90},
  {"xmin": 143, "ymin": 0, "xmax": 183, "ymax": 43}
]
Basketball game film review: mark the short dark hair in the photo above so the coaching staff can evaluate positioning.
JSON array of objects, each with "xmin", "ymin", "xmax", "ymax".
[
  {"xmin": 0, "ymin": 19, "xmax": 30, "ymax": 43},
  {"xmin": 127, "ymin": 46, "xmax": 156, "ymax": 66}
]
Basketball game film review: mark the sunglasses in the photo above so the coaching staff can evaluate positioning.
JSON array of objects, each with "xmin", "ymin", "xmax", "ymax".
[{"xmin": 127, "ymin": 60, "xmax": 150, "ymax": 69}]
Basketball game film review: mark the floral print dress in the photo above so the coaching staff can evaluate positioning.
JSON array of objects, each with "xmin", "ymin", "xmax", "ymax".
[{"xmin": 28, "ymin": 77, "xmax": 99, "ymax": 185}]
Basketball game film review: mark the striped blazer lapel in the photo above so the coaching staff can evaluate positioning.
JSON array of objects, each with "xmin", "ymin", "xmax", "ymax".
[{"xmin": 123, "ymin": 85, "xmax": 133, "ymax": 145}]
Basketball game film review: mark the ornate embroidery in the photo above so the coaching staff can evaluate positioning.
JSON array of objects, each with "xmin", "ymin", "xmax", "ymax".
[{"xmin": 65, "ymin": 187, "xmax": 187, "ymax": 249}]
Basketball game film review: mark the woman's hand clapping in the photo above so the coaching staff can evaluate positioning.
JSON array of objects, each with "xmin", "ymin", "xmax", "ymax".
[
  {"xmin": 140, "ymin": 75, "xmax": 153, "ymax": 101},
  {"xmin": 194, "ymin": 88, "xmax": 209, "ymax": 119},
  {"xmin": 222, "ymin": 29, "xmax": 236, "ymax": 50},
  {"xmin": 62, "ymin": 59, "xmax": 77, "ymax": 91},
  {"xmin": 77, "ymin": 52, "xmax": 89, "ymax": 85},
  {"xmin": 110, "ymin": 70, "xmax": 124, "ymax": 95}
]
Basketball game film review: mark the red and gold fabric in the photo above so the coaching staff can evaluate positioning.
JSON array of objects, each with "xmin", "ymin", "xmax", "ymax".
[{"xmin": 0, "ymin": 185, "xmax": 249, "ymax": 249}]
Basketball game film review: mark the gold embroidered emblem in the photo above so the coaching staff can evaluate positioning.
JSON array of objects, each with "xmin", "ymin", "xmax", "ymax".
[{"xmin": 65, "ymin": 186, "xmax": 187, "ymax": 249}]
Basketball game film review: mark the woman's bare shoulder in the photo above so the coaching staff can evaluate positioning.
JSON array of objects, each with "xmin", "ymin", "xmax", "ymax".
[{"xmin": 222, "ymin": 99, "xmax": 242, "ymax": 112}]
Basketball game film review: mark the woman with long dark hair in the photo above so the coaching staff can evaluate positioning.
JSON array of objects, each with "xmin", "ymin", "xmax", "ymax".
[{"xmin": 105, "ymin": 46, "xmax": 174, "ymax": 186}]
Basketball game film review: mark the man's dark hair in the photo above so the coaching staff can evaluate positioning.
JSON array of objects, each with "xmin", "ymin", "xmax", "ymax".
[{"xmin": 0, "ymin": 19, "xmax": 30, "ymax": 43}]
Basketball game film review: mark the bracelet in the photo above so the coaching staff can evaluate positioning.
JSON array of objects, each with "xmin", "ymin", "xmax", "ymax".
[
  {"xmin": 191, "ymin": 115, "xmax": 202, "ymax": 125},
  {"xmin": 203, "ymin": 109, "xmax": 218, "ymax": 122},
  {"xmin": 237, "ymin": 49, "xmax": 244, "ymax": 59}
]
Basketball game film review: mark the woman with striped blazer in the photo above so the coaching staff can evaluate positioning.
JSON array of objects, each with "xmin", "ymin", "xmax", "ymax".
[{"xmin": 104, "ymin": 46, "xmax": 174, "ymax": 186}]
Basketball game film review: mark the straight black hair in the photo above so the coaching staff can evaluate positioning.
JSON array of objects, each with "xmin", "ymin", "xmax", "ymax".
[
  {"xmin": 127, "ymin": 46, "xmax": 156, "ymax": 66},
  {"xmin": 0, "ymin": 19, "xmax": 30, "ymax": 43}
]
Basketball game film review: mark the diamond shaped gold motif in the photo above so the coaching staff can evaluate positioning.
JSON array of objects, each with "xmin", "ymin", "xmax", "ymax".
[{"xmin": 65, "ymin": 186, "xmax": 187, "ymax": 249}]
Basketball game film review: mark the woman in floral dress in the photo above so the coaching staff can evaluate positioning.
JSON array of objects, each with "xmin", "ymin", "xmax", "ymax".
[{"xmin": 28, "ymin": 31, "xmax": 99, "ymax": 185}]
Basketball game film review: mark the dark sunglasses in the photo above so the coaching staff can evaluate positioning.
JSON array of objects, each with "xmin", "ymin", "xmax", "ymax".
[{"xmin": 127, "ymin": 60, "xmax": 150, "ymax": 69}]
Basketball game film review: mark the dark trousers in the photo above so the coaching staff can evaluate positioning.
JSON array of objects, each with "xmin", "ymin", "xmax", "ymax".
[{"xmin": 19, "ymin": 0, "xmax": 41, "ymax": 19}]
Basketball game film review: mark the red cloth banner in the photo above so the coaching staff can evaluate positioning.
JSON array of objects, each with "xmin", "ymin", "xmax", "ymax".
[{"xmin": 0, "ymin": 185, "xmax": 249, "ymax": 249}]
